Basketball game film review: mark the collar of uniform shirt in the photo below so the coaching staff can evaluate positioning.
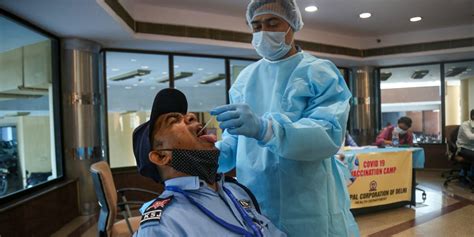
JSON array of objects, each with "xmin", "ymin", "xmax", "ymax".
[{"xmin": 164, "ymin": 176, "xmax": 222, "ymax": 194}]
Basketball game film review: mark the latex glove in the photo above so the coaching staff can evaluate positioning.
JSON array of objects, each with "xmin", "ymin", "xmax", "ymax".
[{"xmin": 211, "ymin": 104, "xmax": 267, "ymax": 140}]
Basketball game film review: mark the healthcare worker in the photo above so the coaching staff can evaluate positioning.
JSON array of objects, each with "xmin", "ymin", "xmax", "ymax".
[{"xmin": 211, "ymin": 0, "xmax": 360, "ymax": 236}]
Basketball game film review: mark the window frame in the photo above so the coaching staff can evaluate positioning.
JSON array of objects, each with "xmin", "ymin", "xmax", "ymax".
[{"xmin": 0, "ymin": 9, "xmax": 64, "ymax": 203}]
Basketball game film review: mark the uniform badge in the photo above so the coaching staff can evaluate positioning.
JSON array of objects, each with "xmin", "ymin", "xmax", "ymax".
[
  {"xmin": 140, "ymin": 196, "xmax": 173, "ymax": 225},
  {"xmin": 239, "ymin": 199, "xmax": 251, "ymax": 209}
]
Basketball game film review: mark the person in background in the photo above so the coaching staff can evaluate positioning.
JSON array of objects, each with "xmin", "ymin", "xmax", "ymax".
[
  {"xmin": 345, "ymin": 131, "xmax": 358, "ymax": 147},
  {"xmin": 132, "ymin": 88, "xmax": 285, "ymax": 237},
  {"xmin": 375, "ymin": 116, "xmax": 413, "ymax": 146},
  {"xmin": 456, "ymin": 109, "xmax": 474, "ymax": 178},
  {"xmin": 210, "ymin": 0, "xmax": 359, "ymax": 236}
]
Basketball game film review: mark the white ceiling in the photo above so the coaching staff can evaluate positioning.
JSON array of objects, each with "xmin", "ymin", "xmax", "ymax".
[
  {"xmin": 1, "ymin": 0, "xmax": 473, "ymax": 67},
  {"xmin": 129, "ymin": 0, "xmax": 474, "ymax": 37}
]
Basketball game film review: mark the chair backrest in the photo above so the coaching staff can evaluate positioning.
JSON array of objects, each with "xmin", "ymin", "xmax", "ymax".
[
  {"xmin": 445, "ymin": 125, "xmax": 460, "ymax": 159},
  {"xmin": 91, "ymin": 161, "xmax": 118, "ymax": 237}
]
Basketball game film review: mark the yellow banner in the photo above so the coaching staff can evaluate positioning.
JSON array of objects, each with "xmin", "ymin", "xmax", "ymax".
[{"xmin": 348, "ymin": 151, "xmax": 412, "ymax": 209}]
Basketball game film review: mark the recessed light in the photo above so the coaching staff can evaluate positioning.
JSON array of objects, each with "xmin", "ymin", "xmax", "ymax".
[
  {"xmin": 174, "ymin": 65, "xmax": 180, "ymax": 68},
  {"xmin": 359, "ymin": 13, "xmax": 371, "ymax": 19},
  {"xmin": 141, "ymin": 65, "xmax": 149, "ymax": 69},
  {"xmin": 197, "ymin": 68, "xmax": 204, "ymax": 71},
  {"xmin": 150, "ymin": 86, "xmax": 156, "ymax": 90},
  {"xmin": 133, "ymin": 84, "xmax": 138, "ymax": 87},
  {"xmin": 111, "ymin": 68, "xmax": 120, "ymax": 72},
  {"xmin": 305, "ymin": 6, "xmax": 318, "ymax": 12},
  {"xmin": 131, "ymin": 59, "xmax": 137, "ymax": 62},
  {"xmin": 410, "ymin": 16, "xmax": 422, "ymax": 22},
  {"xmin": 125, "ymin": 86, "xmax": 132, "ymax": 89},
  {"xmin": 215, "ymin": 83, "xmax": 221, "ymax": 86}
]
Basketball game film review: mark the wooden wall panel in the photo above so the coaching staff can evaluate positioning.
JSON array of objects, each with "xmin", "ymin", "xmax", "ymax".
[{"xmin": 0, "ymin": 180, "xmax": 79, "ymax": 237}]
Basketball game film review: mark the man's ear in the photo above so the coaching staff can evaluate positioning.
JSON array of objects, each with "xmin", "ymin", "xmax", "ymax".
[{"xmin": 149, "ymin": 150, "xmax": 171, "ymax": 166}]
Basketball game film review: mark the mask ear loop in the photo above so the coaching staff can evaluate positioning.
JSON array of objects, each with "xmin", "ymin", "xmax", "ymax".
[{"xmin": 284, "ymin": 26, "xmax": 294, "ymax": 46}]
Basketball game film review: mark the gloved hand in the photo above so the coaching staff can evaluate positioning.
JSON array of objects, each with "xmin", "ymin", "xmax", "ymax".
[{"xmin": 211, "ymin": 104, "xmax": 267, "ymax": 140}]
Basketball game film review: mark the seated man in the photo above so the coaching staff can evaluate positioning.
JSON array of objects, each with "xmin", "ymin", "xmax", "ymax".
[
  {"xmin": 456, "ymin": 109, "xmax": 474, "ymax": 177},
  {"xmin": 375, "ymin": 116, "xmax": 413, "ymax": 147},
  {"xmin": 132, "ymin": 88, "xmax": 286, "ymax": 236}
]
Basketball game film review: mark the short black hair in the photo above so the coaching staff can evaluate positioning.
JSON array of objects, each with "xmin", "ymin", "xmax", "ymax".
[
  {"xmin": 398, "ymin": 116, "xmax": 412, "ymax": 128},
  {"xmin": 471, "ymin": 109, "xmax": 474, "ymax": 120}
]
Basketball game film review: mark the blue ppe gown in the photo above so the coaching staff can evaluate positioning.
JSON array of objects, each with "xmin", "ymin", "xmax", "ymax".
[{"xmin": 217, "ymin": 51, "xmax": 360, "ymax": 237}]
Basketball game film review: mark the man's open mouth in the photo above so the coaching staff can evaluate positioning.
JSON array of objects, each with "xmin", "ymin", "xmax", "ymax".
[{"xmin": 196, "ymin": 128, "xmax": 217, "ymax": 143}]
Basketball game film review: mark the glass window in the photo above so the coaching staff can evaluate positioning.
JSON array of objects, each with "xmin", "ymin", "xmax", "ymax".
[
  {"xmin": 0, "ymin": 15, "xmax": 61, "ymax": 198},
  {"xmin": 174, "ymin": 56, "xmax": 227, "ymax": 140},
  {"xmin": 444, "ymin": 61, "xmax": 474, "ymax": 126},
  {"xmin": 105, "ymin": 52, "xmax": 169, "ymax": 168},
  {"xmin": 380, "ymin": 64, "xmax": 442, "ymax": 143}
]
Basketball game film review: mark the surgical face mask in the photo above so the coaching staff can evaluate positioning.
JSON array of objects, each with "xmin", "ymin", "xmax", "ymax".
[
  {"xmin": 252, "ymin": 27, "xmax": 292, "ymax": 61},
  {"xmin": 162, "ymin": 149, "xmax": 220, "ymax": 184},
  {"xmin": 395, "ymin": 126, "xmax": 407, "ymax": 135}
]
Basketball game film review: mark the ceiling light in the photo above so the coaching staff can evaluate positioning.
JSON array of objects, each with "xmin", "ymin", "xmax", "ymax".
[
  {"xmin": 305, "ymin": 6, "xmax": 318, "ymax": 12},
  {"xmin": 200, "ymin": 74, "xmax": 226, "ymax": 84},
  {"xmin": 111, "ymin": 68, "xmax": 120, "ymax": 72},
  {"xmin": 109, "ymin": 69, "xmax": 151, "ymax": 81},
  {"xmin": 150, "ymin": 86, "xmax": 156, "ymax": 90},
  {"xmin": 411, "ymin": 70, "xmax": 429, "ymax": 79},
  {"xmin": 141, "ymin": 65, "xmax": 149, "ymax": 69},
  {"xmin": 125, "ymin": 86, "xmax": 132, "ymax": 89},
  {"xmin": 380, "ymin": 72, "xmax": 392, "ymax": 81},
  {"xmin": 410, "ymin": 16, "xmax": 422, "ymax": 22},
  {"xmin": 131, "ymin": 59, "xmax": 137, "ymax": 62},
  {"xmin": 158, "ymin": 72, "xmax": 194, "ymax": 83},
  {"xmin": 174, "ymin": 65, "xmax": 180, "ymax": 68},
  {"xmin": 197, "ymin": 68, "xmax": 204, "ymax": 71},
  {"xmin": 359, "ymin": 13, "xmax": 371, "ymax": 19},
  {"xmin": 215, "ymin": 83, "xmax": 221, "ymax": 86},
  {"xmin": 445, "ymin": 67, "xmax": 467, "ymax": 77},
  {"xmin": 133, "ymin": 84, "xmax": 138, "ymax": 87}
]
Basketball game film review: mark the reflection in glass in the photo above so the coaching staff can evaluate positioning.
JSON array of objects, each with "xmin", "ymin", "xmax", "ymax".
[
  {"xmin": 444, "ymin": 61, "xmax": 474, "ymax": 125},
  {"xmin": 173, "ymin": 56, "xmax": 228, "ymax": 140},
  {"xmin": 106, "ymin": 52, "xmax": 169, "ymax": 168},
  {"xmin": 230, "ymin": 59, "xmax": 255, "ymax": 85},
  {"xmin": 0, "ymin": 16, "xmax": 58, "ymax": 197},
  {"xmin": 380, "ymin": 64, "xmax": 442, "ymax": 143}
]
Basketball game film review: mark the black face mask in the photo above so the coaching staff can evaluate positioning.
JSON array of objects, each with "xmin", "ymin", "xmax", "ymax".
[{"xmin": 158, "ymin": 149, "xmax": 220, "ymax": 184}]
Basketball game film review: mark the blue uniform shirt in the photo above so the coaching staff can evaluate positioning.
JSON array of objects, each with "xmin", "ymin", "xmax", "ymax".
[{"xmin": 133, "ymin": 175, "xmax": 286, "ymax": 237}]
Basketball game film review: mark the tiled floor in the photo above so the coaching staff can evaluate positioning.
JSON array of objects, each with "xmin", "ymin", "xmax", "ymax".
[{"xmin": 52, "ymin": 170, "xmax": 474, "ymax": 237}]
